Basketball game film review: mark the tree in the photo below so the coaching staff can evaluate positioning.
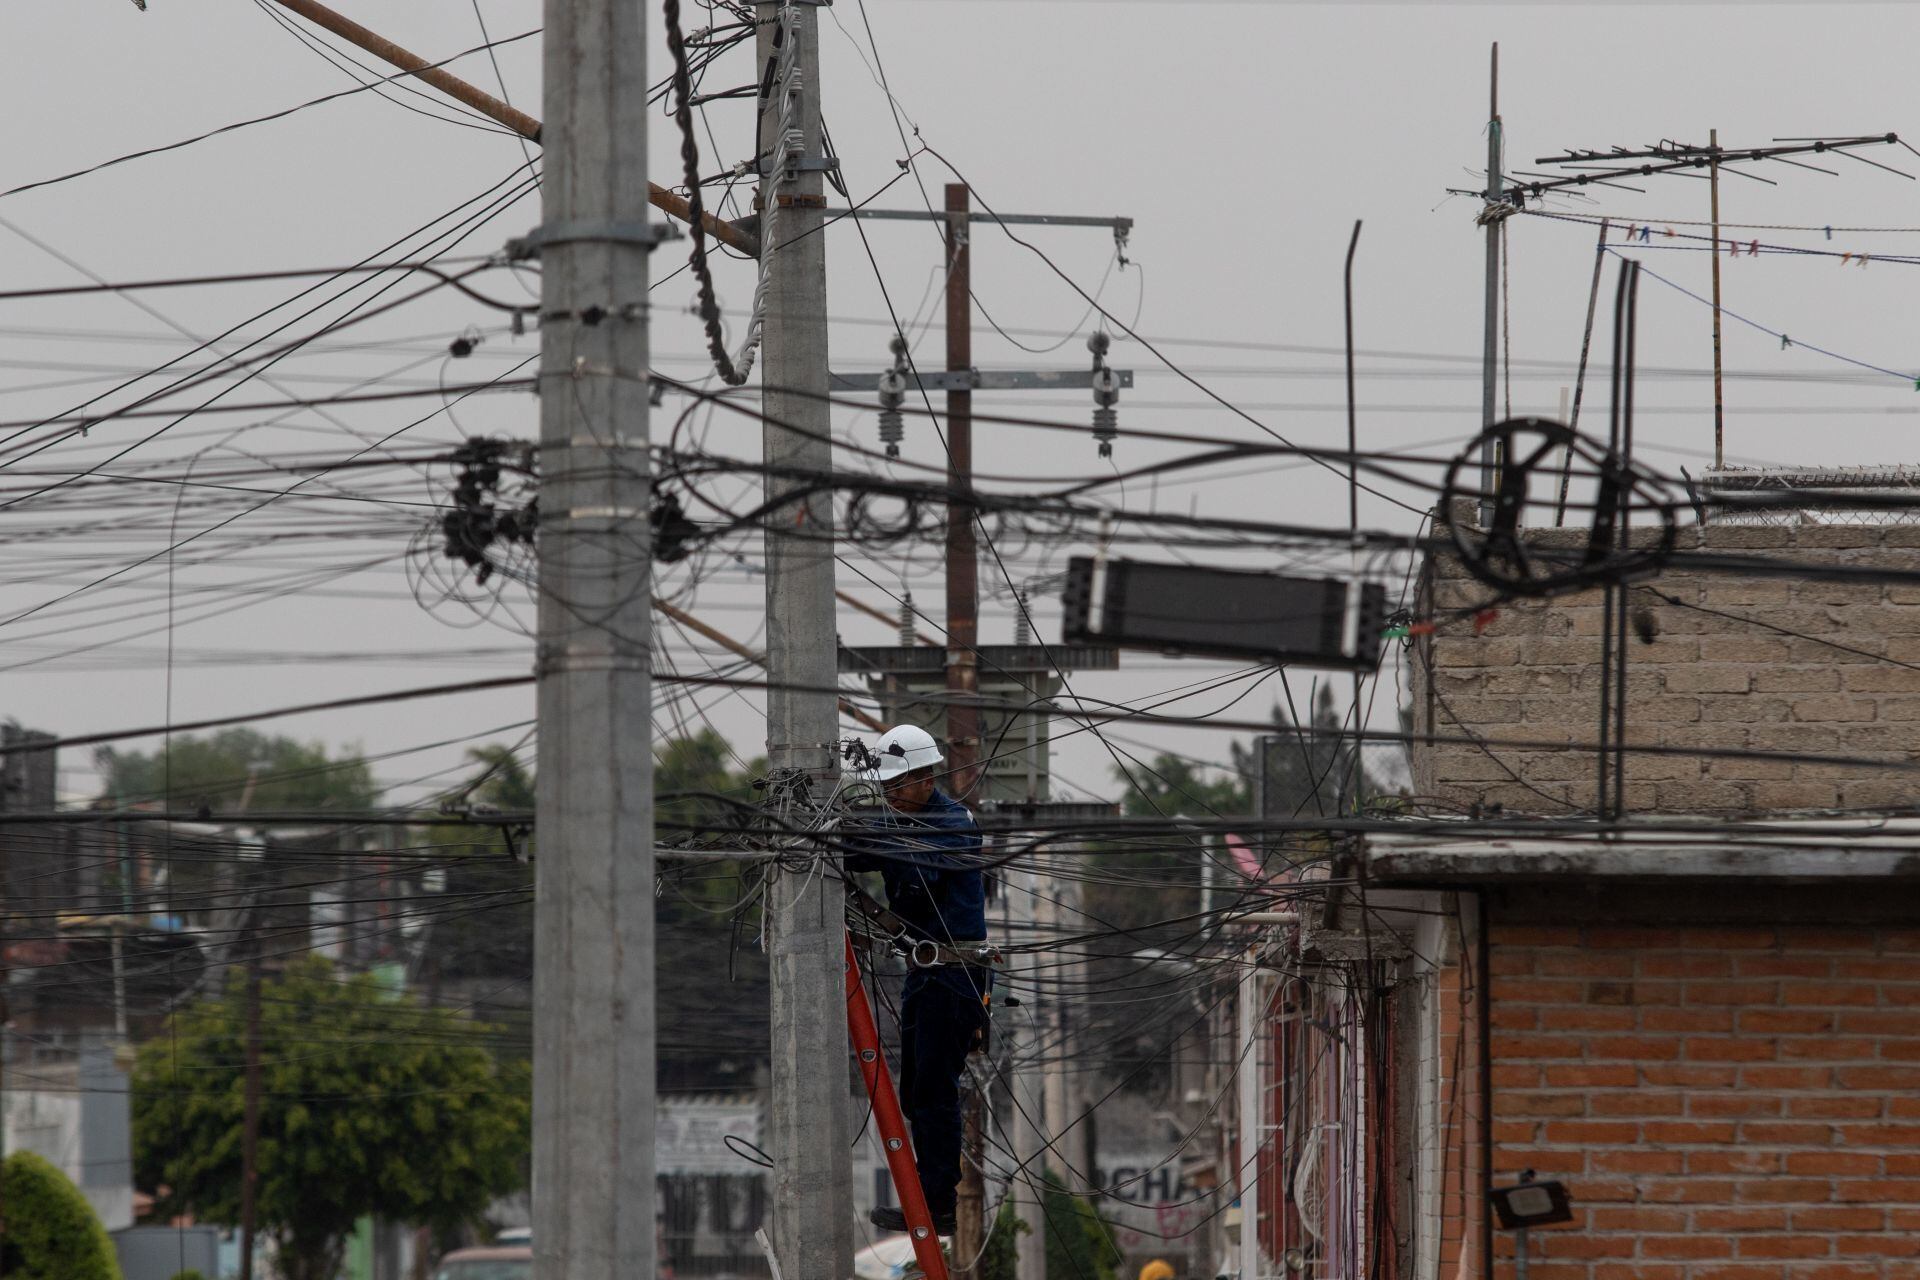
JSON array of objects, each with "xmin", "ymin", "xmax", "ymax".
[
  {"xmin": 131, "ymin": 958, "xmax": 530, "ymax": 1280},
  {"xmin": 0, "ymin": 1149, "xmax": 122, "ymax": 1280},
  {"xmin": 95, "ymin": 729, "xmax": 374, "ymax": 814},
  {"xmin": 418, "ymin": 731, "xmax": 773, "ymax": 1090},
  {"xmin": 426, "ymin": 744, "xmax": 537, "ymax": 983},
  {"xmin": 1041, "ymin": 1171, "xmax": 1121, "ymax": 1280},
  {"xmin": 654, "ymin": 727, "xmax": 766, "ymax": 834},
  {"xmin": 979, "ymin": 1199, "xmax": 1028, "ymax": 1280}
]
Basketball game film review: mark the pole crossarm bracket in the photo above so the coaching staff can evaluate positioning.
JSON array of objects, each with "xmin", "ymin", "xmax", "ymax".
[
  {"xmin": 840, "ymin": 208, "xmax": 1134, "ymax": 234},
  {"xmin": 829, "ymin": 368, "xmax": 1134, "ymax": 393},
  {"xmin": 506, "ymin": 220, "xmax": 683, "ymax": 261}
]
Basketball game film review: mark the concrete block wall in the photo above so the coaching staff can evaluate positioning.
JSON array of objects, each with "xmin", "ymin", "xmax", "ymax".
[
  {"xmin": 1409, "ymin": 522, "xmax": 1920, "ymax": 815},
  {"xmin": 1483, "ymin": 920, "xmax": 1920, "ymax": 1280}
]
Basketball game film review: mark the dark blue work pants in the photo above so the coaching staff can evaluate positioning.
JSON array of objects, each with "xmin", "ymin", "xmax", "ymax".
[{"xmin": 898, "ymin": 974, "xmax": 989, "ymax": 1217}]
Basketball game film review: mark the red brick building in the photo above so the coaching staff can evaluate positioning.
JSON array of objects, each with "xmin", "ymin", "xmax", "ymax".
[{"xmin": 1219, "ymin": 519, "xmax": 1920, "ymax": 1280}]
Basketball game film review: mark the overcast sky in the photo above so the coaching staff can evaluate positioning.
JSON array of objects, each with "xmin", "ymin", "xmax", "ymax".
[{"xmin": 2, "ymin": 1, "xmax": 1917, "ymax": 811}]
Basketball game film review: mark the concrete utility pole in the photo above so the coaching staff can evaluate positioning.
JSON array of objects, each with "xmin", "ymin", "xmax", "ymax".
[
  {"xmin": 529, "ymin": 0, "xmax": 658, "ymax": 1274},
  {"xmin": 1007, "ymin": 864, "xmax": 1048, "ymax": 1280},
  {"xmin": 238, "ymin": 938, "xmax": 262, "ymax": 1280},
  {"xmin": 757, "ymin": 0, "xmax": 855, "ymax": 1273}
]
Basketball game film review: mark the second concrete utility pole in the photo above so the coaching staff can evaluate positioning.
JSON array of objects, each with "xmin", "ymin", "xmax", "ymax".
[{"xmin": 758, "ymin": 0, "xmax": 855, "ymax": 1275}]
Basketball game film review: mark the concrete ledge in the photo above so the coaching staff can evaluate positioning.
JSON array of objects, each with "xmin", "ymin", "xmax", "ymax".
[{"xmin": 1365, "ymin": 836, "xmax": 1920, "ymax": 883}]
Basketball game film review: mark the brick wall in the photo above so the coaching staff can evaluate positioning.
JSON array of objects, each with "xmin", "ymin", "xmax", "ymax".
[
  {"xmin": 1410, "ymin": 522, "xmax": 1920, "ymax": 816},
  {"xmin": 1484, "ymin": 917, "xmax": 1920, "ymax": 1280}
]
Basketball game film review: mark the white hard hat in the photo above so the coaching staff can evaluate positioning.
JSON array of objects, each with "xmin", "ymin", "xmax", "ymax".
[{"xmin": 865, "ymin": 724, "xmax": 945, "ymax": 782}]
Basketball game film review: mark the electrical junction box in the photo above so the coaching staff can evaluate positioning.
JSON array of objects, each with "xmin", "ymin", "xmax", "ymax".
[{"xmin": 1061, "ymin": 557, "xmax": 1386, "ymax": 672}]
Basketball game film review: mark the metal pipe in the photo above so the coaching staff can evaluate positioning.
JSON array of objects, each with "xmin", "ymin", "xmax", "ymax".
[
  {"xmin": 1343, "ymin": 220, "xmax": 1365, "ymax": 814},
  {"xmin": 1555, "ymin": 218, "xmax": 1610, "ymax": 525},
  {"xmin": 1710, "ymin": 128, "xmax": 1726, "ymax": 467},
  {"xmin": 1479, "ymin": 43, "xmax": 1503, "ymax": 525}
]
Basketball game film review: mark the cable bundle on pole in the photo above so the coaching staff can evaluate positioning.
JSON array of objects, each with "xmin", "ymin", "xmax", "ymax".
[{"xmin": 665, "ymin": 0, "xmax": 797, "ymax": 387}]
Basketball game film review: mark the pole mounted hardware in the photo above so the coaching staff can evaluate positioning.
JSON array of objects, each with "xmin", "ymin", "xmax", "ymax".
[
  {"xmin": 876, "ymin": 336, "xmax": 910, "ymax": 457},
  {"xmin": 505, "ymin": 220, "xmax": 682, "ymax": 262},
  {"xmin": 1089, "ymin": 332, "xmax": 1121, "ymax": 457},
  {"xmin": 831, "ymin": 367, "xmax": 1136, "ymax": 393}
]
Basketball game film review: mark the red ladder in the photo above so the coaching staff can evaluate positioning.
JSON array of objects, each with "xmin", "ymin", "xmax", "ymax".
[{"xmin": 844, "ymin": 933, "xmax": 952, "ymax": 1280}]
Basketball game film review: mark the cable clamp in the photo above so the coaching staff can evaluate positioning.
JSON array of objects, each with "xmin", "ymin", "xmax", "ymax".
[
  {"xmin": 507, "ymin": 220, "xmax": 682, "ymax": 262},
  {"xmin": 751, "ymin": 153, "xmax": 840, "ymax": 177}
]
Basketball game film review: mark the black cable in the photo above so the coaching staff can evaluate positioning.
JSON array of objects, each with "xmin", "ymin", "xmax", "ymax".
[
  {"xmin": 664, "ymin": 0, "xmax": 747, "ymax": 384},
  {"xmin": 0, "ymin": 30, "xmax": 541, "ymax": 204}
]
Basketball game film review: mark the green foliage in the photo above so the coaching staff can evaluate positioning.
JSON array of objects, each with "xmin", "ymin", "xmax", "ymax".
[
  {"xmin": 979, "ymin": 1197, "xmax": 1029, "ymax": 1280},
  {"xmin": 427, "ymin": 744, "xmax": 537, "ymax": 982},
  {"xmin": 1090, "ymin": 688, "xmax": 1398, "ymax": 937},
  {"xmin": 132, "ymin": 958, "xmax": 530, "ymax": 1280},
  {"xmin": 654, "ymin": 727, "xmax": 766, "ymax": 830},
  {"xmin": 0, "ymin": 1149, "xmax": 122, "ymax": 1280},
  {"xmin": 95, "ymin": 729, "xmax": 374, "ymax": 814},
  {"xmin": 1041, "ymin": 1171, "xmax": 1121, "ymax": 1280},
  {"xmin": 652, "ymin": 728, "xmax": 766, "ymax": 920}
]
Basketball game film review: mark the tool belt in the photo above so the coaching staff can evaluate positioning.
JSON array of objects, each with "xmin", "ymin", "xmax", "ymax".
[{"xmin": 846, "ymin": 886, "xmax": 1003, "ymax": 971}]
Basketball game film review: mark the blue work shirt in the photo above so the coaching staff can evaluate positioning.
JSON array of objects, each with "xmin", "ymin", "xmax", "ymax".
[{"xmin": 845, "ymin": 788, "xmax": 993, "ymax": 1001}]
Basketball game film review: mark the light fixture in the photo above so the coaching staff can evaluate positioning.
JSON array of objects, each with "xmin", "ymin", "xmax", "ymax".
[{"xmin": 1490, "ymin": 1176, "xmax": 1572, "ymax": 1229}]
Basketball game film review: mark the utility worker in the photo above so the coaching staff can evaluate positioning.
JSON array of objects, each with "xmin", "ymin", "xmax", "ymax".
[{"xmin": 846, "ymin": 723, "xmax": 992, "ymax": 1238}]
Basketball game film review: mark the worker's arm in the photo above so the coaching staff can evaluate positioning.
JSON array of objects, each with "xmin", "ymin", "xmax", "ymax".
[
  {"xmin": 881, "ymin": 807, "xmax": 982, "ymax": 871},
  {"xmin": 841, "ymin": 807, "xmax": 981, "ymax": 873}
]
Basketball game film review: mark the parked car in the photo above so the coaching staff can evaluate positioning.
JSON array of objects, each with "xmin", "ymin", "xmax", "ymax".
[{"xmin": 433, "ymin": 1245, "xmax": 533, "ymax": 1280}]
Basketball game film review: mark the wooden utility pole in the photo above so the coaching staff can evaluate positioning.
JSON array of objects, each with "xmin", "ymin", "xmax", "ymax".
[
  {"xmin": 954, "ymin": 1094, "xmax": 987, "ymax": 1280},
  {"xmin": 944, "ymin": 183, "xmax": 981, "ymax": 803}
]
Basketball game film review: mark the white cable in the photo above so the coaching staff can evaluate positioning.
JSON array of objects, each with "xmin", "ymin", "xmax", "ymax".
[{"xmin": 717, "ymin": 0, "xmax": 801, "ymax": 386}]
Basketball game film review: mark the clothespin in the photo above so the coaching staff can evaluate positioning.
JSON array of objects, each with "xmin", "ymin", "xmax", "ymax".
[
  {"xmin": 1781, "ymin": 334, "xmax": 1792, "ymax": 350},
  {"xmin": 1860, "ymin": 254, "xmax": 1871, "ymax": 269},
  {"xmin": 1663, "ymin": 226, "xmax": 1676, "ymax": 237},
  {"xmin": 1639, "ymin": 225, "xmax": 1653, "ymax": 243},
  {"xmin": 1842, "ymin": 252, "xmax": 1854, "ymax": 266},
  {"xmin": 1748, "ymin": 239, "xmax": 1759, "ymax": 256},
  {"xmin": 1825, "ymin": 225, "xmax": 1834, "ymax": 240}
]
